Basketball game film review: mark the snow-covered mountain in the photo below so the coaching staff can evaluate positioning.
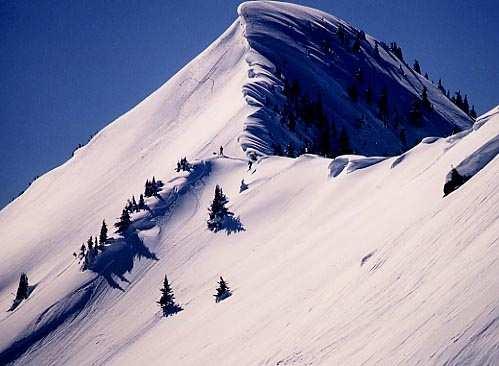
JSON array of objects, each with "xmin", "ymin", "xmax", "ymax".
[{"xmin": 0, "ymin": 2, "xmax": 497, "ymax": 365}]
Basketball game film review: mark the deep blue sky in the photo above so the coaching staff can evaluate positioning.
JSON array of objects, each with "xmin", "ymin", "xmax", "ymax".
[{"xmin": 1, "ymin": 0, "xmax": 498, "ymax": 208}]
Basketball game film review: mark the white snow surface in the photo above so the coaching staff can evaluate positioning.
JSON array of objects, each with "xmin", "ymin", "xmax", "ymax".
[{"xmin": 0, "ymin": 2, "xmax": 497, "ymax": 365}]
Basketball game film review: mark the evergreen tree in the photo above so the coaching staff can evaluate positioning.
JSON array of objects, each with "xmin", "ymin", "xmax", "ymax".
[
  {"xmin": 131, "ymin": 196, "xmax": 138, "ymax": 212},
  {"xmin": 413, "ymin": 60, "xmax": 421, "ymax": 74},
  {"xmin": 207, "ymin": 185, "xmax": 231, "ymax": 232},
  {"xmin": 470, "ymin": 105, "xmax": 477, "ymax": 119},
  {"xmin": 409, "ymin": 99, "xmax": 423, "ymax": 126},
  {"xmin": 373, "ymin": 42, "xmax": 380, "ymax": 57},
  {"xmin": 463, "ymin": 95, "xmax": 470, "ymax": 115},
  {"xmin": 99, "ymin": 220, "xmax": 108, "ymax": 245},
  {"xmin": 421, "ymin": 87, "xmax": 432, "ymax": 109},
  {"xmin": 15, "ymin": 273, "xmax": 29, "ymax": 301},
  {"xmin": 214, "ymin": 276, "xmax": 232, "ymax": 303},
  {"xmin": 87, "ymin": 236, "xmax": 94, "ymax": 253},
  {"xmin": 352, "ymin": 37, "xmax": 361, "ymax": 52},
  {"xmin": 125, "ymin": 199, "xmax": 132, "ymax": 212},
  {"xmin": 239, "ymin": 179, "xmax": 249, "ymax": 193},
  {"xmin": 158, "ymin": 275, "xmax": 182, "ymax": 316},
  {"xmin": 438, "ymin": 79, "xmax": 446, "ymax": 94},
  {"xmin": 115, "ymin": 209, "xmax": 132, "ymax": 233},
  {"xmin": 138, "ymin": 194, "xmax": 146, "ymax": 210},
  {"xmin": 336, "ymin": 24, "xmax": 347, "ymax": 44},
  {"xmin": 444, "ymin": 168, "xmax": 466, "ymax": 196},
  {"xmin": 144, "ymin": 179, "xmax": 152, "ymax": 197}
]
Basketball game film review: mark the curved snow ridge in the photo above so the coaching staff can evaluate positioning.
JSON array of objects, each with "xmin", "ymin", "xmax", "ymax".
[
  {"xmin": 452, "ymin": 133, "xmax": 499, "ymax": 180},
  {"xmin": 328, "ymin": 155, "xmax": 387, "ymax": 178},
  {"xmin": 236, "ymin": 1, "xmax": 472, "ymax": 158}
]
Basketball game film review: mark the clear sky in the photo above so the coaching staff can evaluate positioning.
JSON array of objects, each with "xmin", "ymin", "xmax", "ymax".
[{"xmin": 1, "ymin": 0, "xmax": 498, "ymax": 208}]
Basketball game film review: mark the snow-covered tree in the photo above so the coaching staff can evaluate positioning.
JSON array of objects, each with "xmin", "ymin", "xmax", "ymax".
[
  {"xmin": 158, "ymin": 275, "xmax": 182, "ymax": 316},
  {"xmin": 214, "ymin": 276, "xmax": 232, "ymax": 303}
]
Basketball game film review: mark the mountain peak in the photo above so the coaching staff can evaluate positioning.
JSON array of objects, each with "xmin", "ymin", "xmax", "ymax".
[{"xmin": 237, "ymin": 0, "xmax": 472, "ymax": 159}]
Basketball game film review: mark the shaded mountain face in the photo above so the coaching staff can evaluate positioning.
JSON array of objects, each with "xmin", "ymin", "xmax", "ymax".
[
  {"xmin": 1, "ymin": 2, "xmax": 496, "ymax": 366},
  {"xmin": 238, "ymin": 1, "xmax": 472, "ymax": 158}
]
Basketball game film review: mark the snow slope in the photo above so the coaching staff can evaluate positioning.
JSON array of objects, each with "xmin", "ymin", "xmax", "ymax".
[{"xmin": 0, "ymin": 1, "xmax": 496, "ymax": 365}]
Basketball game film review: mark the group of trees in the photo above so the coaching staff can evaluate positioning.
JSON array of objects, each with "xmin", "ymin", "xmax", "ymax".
[
  {"xmin": 175, "ymin": 157, "xmax": 192, "ymax": 172},
  {"xmin": 144, "ymin": 177, "xmax": 163, "ymax": 198},
  {"xmin": 73, "ymin": 175, "xmax": 165, "ymax": 271},
  {"xmin": 277, "ymin": 76, "xmax": 353, "ymax": 158},
  {"xmin": 124, "ymin": 194, "xmax": 147, "ymax": 213},
  {"xmin": 75, "ymin": 220, "xmax": 109, "ymax": 270},
  {"xmin": 158, "ymin": 275, "xmax": 231, "ymax": 317}
]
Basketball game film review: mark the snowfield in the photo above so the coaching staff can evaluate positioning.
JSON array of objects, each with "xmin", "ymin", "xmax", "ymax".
[{"xmin": 0, "ymin": 1, "xmax": 497, "ymax": 365}]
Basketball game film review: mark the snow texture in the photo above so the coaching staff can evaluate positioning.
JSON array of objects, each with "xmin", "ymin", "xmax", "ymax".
[{"xmin": 0, "ymin": 2, "xmax": 497, "ymax": 365}]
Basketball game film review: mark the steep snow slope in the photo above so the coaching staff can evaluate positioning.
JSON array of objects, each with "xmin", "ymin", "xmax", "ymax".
[
  {"xmin": 0, "ymin": 1, "xmax": 495, "ymax": 365},
  {"xmin": 239, "ymin": 2, "xmax": 471, "ymax": 157}
]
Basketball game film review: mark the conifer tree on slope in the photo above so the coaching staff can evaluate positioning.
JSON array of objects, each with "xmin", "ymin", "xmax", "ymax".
[
  {"xmin": 413, "ymin": 59, "xmax": 421, "ymax": 74},
  {"xmin": 138, "ymin": 194, "xmax": 146, "ymax": 210},
  {"xmin": 207, "ymin": 185, "xmax": 232, "ymax": 232},
  {"xmin": 158, "ymin": 275, "xmax": 182, "ymax": 316},
  {"xmin": 115, "ymin": 209, "xmax": 131, "ymax": 233},
  {"xmin": 15, "ymin": 273, "xmax": 29, "ymax": 301},
  {"xmin": 214, "ymin": 276, "xmax": 232, "ymax": 303},
  {"xmin": 99, "ymin": 220, "xmax": 108, "ymax": 245}
]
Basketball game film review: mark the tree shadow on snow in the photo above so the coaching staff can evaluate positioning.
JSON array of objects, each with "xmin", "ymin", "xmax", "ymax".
[
  {"xmin": 0, "ymin": 282, "xmax": 95, "ymax": 364},
  {"xmin": 222, "ymin": 215, "xmax": 245, "ymax": 235},
  {"xmin": 89, "ymin": 233, "xmax": 158, "ymax": 291},
  {"xmin": 7, "ymin": 283, "xmax": 38, "ymax": 312}
]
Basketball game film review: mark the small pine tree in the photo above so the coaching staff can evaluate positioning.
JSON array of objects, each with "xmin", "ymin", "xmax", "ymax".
[
  {"xmin": 15, "ymin": 273, "xmax": 29, "ymax": 301},
  {"xmin": 470, "ymin": 105, "xmax": 477, "ymax": 119},
  {"xmin": 131, "ymin": 196, "xmax": 138, "ymax": 212},
  {"xmin": 373, "ymin": 42, "xmax": 380, "ymax": 57},
  {"xmin": 421, "ymin": 87, "xmax": 432, "ymax": 110},
  {"xmin": 438, "ymin": 79, "xmax": 445, "ymax": 94},
  {"xmin": 214, "ymin": 276, "xmax": 232, "ymax": 303},
  {"xmin": 207, "ymin": 185, "xmax": 231, "ymax": 232},
  {"xmin": 158, "ymin": 275, "xmax": 182, "ymax": 316},
  {"xmin": 87, "ymin": 236, "xmax": 94, "ymax": 253},
  {"xmin": 115, "ymin": 209, "xmax": 131, "ymax": 233},
  {"xmin": 463, "ymin": 95, "xmax": 470, "ymax": 115},
  {"xmin": 144, "ymin": 179, "xmax": 152, "ymax": 197},
  {"xmin": 413, "ymin": 60, "xmax": 421, "ymax": 74},
  {"xmin": 138, "ymin": 194, "xmax": 146, "ymax": 210},
  {"xmin": 444, "ymin": 168, "xmax": 466, "ymax": 196},
  {"xmin": 99, "ymin": 220, "xmax": 108, "ymax": 245}
]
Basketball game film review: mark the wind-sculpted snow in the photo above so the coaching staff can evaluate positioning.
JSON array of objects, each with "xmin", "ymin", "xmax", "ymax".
[
  {"xmin": 238, "ymin": 1, "xmax": 472, "ymax": 157},
  {"xmin": 0, "ymin": 1, "xmax": 496, "ymax": 365},
  {"xmin": 328, "ymin": 155, "xmax": 387, "ymax": 177}
]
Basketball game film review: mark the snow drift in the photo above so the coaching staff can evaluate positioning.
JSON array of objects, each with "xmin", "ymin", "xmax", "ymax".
[{"xmin": 0, "ymin": 2, "xmax": 497, "ymax": 365}]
